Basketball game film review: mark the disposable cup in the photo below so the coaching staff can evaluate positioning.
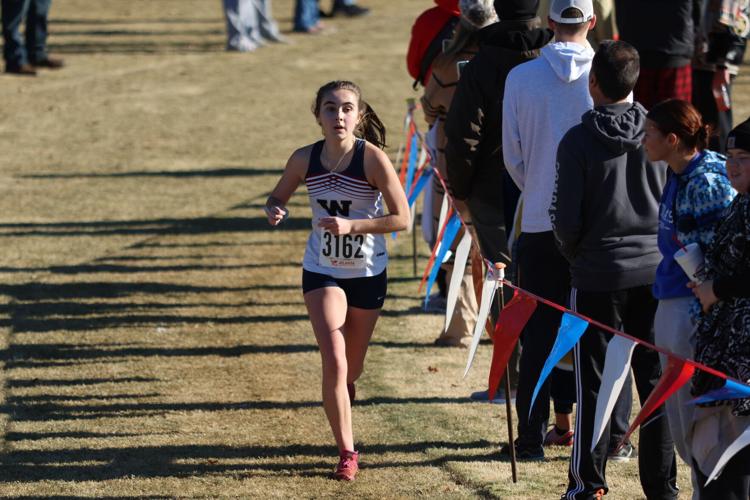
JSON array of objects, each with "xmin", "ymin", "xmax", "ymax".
[{"xmin": 673, "ymin": 242, "xmax": 704, "ymax": 283}]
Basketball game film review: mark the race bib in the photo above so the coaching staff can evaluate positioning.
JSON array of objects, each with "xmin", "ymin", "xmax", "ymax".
[{"xmin": 318, "ymin": 229, "xmax": 368, "ymax": 269}]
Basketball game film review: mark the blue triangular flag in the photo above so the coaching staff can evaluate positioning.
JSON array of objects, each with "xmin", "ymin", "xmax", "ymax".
[
  {"xmin": 688, "ymin": 379, "xmax": 750, "ymax": 405},
  {"xmin": 408, "ymin": 168, "xmax": 433, "ymax": 207},
  {"xmin": 529, "ymin": 313, "xmax": 589, "ymax": 420},
  {"xmin": 424, "ymin": 214, "xmax": 461, "ymax": 308}
]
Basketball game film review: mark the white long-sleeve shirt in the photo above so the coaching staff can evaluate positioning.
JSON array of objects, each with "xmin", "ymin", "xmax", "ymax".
[{"xmin": 502, "ymin": 41, "xmax": 594, "ymax": 234}]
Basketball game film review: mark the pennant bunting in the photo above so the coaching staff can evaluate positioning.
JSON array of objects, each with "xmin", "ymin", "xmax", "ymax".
[
  {"xmin": 417, "ymin": 146, "xmax": 428, "ymax": 177},
  {"xmin": 464, "ymin": 266, "xmax": 500, "ymax": 378},
  {"xmin": 418, "ymin": 207, "xmax": 453, "ymax": 293},
  {"xmin": 420, "ymin": 176, "xmax": 435, "ymax": 244},
  {"xmin": 614, "ymin": 357, "xmax": 695, "ymax": 452},
  {"xmin": 529, "ymin": 313, "xmax": 589, "ymax": 420},
  {"xmin": 705, "ymin": 426, "xmax": 750, "ymax": 485},
  {"xmin": 393, "ymin": 118, "xmax": 416, "ymax": 240},
  {"xmin": 404, "ymin": 132, "xmax": 419, "ymax": 196},
  {"xmin": 407, "ymin": 168, "xmax": 432, "ymax": 207},
  {"xmin": 444, "ymin": 231, "xmax": 472, "ymax": 334},
  {"xmin": 398, "ymin": 120, "xmax": 415, "ymax": 185},
  {"xmin": 436, "ymin": 193, "xmax": 449, "ymax": 241},
  {"xmin": 470, "ymin": 254, "xmax": 494, "ymax": 338},
  {"xmin": 591, "ymin": 336, "xmax": 637, "ymax": 451},
  {"xmin": 688, "ymin": 378, "xmax": 749, "ymax": 405},
  {"xmin": 488, "ymin": 291, "xmax": 537, "ymax": 399},
  {"xmin": 424, "ymin": 214, "xmax": 461, "ymax": 307}
]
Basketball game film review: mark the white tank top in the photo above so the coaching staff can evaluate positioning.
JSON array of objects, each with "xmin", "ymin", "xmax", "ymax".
[{"xmin": 302, "ymin": 139, "xmax": 387, "ymax": 278}]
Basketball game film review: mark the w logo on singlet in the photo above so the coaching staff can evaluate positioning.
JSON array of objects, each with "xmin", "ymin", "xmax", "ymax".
[{"xmin": 317, "ymin": 199, "xmax": 352, "ymax": 217}]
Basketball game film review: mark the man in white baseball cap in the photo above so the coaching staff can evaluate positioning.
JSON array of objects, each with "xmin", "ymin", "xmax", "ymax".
[
  {"xmin": 502, "ymin": 0, "xmax": 598, "ymax": 465},
  {"xmin": 548, "ymin": 0, "xmax": 593, "ymax": 24}
]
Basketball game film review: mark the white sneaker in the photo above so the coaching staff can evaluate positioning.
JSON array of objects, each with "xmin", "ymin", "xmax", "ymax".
[{"xmin": 227, "ymin": 37, "xmax": 259, "ymax": 52}]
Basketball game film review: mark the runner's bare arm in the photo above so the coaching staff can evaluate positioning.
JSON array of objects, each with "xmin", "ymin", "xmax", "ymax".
[
  {"xmin": 265, "ymin": 146, "xmax": 310, "ymax": 226},
  {"xmin": 319, "ymin": 144, "xmax": 409, "ymax": 236}
]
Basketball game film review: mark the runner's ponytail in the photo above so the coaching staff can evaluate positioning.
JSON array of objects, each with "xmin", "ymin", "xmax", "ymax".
[{"xmin": 357, "ymin": 100, "xmax": 387, "ymax": 149}]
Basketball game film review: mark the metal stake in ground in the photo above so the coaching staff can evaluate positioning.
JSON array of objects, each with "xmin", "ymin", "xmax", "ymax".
[
  {"xmin": 412, "ymin": 210, "xmax": 417, "ymax": 277},
  {"xmin": 495, "ymin": 262, "xmax": 517, "ymax": 483}
]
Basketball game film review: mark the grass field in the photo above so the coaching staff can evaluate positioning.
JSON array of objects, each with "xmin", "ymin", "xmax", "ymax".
[{"xmin": 1, "ymin": 0, "xmax": 748, "ymax": 497}]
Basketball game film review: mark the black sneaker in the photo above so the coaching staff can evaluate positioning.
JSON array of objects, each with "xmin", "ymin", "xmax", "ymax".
[
  {"xmin": 499, "ymin": 442, "xmax": 544, "ymax": 461},
  {"xmin": 608, "ymin": 441, "xmax": 635, "ymax": 462},
  {"xmin": 331, "ymin": 4, "xmax": 370, "ymax": 17}
]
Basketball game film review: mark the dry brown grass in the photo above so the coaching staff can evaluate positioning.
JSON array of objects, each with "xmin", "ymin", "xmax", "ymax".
[{"xmin": 1, "ymin": 0, "xmax": 749, "ymax": 497}]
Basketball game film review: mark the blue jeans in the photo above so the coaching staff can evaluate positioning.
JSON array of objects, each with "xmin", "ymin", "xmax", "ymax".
[
  {"xmin": 293, "ymin": 0, "xmax": 319, "ymax": 31},
  {"xmin": 2, "ymin": 0, "xmax": 50, "ymax": 67}
]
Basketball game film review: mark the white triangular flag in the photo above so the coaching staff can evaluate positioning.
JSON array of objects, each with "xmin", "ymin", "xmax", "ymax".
[
  {"xmin": 444, "ymin": 232, "xmax": 472, "ymax": 334},
  {"xmin": 591, "ymin": 335, "xmax": 636, "ymax": 451},
  {"xmin": 464, "ymin": 267, "xmax": 498, "ymax": 378}
]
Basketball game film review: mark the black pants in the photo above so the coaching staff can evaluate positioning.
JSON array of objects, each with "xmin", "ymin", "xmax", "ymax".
[
  {"xmin": 565, "ymin": 286, "xmax": 678, "ymax": 500},
  {"xmin": 466, "ymin": 181, "xmax": 519, "ymax": 388},
  {"xmin": 514, "ymin": 232, "xmax": 571, "ymax": 450},
  {"xmin": 693, "ymin": 445, "xmax": 750, "ymax": 500}
]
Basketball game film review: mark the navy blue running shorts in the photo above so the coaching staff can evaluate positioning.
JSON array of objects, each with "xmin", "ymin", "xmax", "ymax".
[{"xmin": 302, "ymin": 269, "xmax": 387, "ymax": 309}]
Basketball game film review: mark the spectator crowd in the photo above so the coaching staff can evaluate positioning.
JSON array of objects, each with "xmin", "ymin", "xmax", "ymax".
[{"xmin": 410, "ymin": 0, "xmax": 750, "ymax": 498}]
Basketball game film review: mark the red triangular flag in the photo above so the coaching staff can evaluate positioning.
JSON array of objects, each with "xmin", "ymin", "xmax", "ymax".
[
  {"xmin": 613, "ymin": 356, "xmax": 695, "ymax": 451},
  {"xmin": 488, "ymin": 291, "xmax": 538, "ymax": 399}
]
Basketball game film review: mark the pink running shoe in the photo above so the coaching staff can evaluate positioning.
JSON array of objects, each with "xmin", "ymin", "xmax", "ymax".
[
  {"xmin": 544, "ymin": 426, "xmax": 574, "ymax": 446},
  {"xmin": 333, "ymin": 450, "xmax": 359, "ymax": 481}
]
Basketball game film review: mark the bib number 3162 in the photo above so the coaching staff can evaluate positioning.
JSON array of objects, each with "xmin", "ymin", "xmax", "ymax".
[{"xmin": 319, "ymin": 230, "xmax": 366, "ymax": 269}]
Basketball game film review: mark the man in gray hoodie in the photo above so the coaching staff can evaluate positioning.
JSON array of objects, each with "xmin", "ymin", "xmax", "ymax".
[{"xmin": 551, "ymin": 40, "xmax": 678, "ymax": 500}]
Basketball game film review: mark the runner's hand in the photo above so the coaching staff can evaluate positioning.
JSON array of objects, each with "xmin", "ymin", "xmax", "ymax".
[
  {"xmin": 318, "ymin": 217, "xmax": 352, "ymax": 235},
  {"xmin": 265, "ymin": 204, "xmax": 288, "ymax": 226}
]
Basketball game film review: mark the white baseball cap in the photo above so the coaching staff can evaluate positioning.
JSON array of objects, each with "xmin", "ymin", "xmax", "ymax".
[{"xmin": 549, "ymin": 0, "xmax": 594, "ymax": 24}]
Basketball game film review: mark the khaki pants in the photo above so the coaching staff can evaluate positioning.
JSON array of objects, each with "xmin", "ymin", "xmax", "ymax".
[{"xmin": 434, "ymin": 262, "xmax": 478, "ymax": 345}]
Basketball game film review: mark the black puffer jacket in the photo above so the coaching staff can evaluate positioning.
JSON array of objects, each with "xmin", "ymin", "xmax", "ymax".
[
  {"xmin": 616, "ymin": 0, "xmax": 695, "ymax": 68},
  {"xmin": 444, "ymin": 18, "xmax": 553, "ymax": 202}
]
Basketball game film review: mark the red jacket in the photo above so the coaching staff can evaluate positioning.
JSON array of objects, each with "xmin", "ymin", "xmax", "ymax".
[{"xmin": 406, "ymin": 0, "xmax": 460, "ymax": 85}]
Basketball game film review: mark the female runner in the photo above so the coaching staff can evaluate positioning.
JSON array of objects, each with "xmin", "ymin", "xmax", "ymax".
[{"xmin": 264, "ymin": 80, "xmax": 409, "ymax": 481}]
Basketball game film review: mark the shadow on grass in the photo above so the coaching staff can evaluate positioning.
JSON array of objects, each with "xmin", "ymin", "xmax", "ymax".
[
  {"xmin": 51, "ymin": 18, "xmax": 221, "ymax": 25},
  {"xmin": 6, "ymin": 376, "xmax": 159, "ymax": 388},
  {"xmin": 1, "ymin": 343, "xmax": 319, "ymax": 368},
  {"xmin": 46, "ymin": 40, "xmax": 224, "ymax": 54},
  {"xmin": 0, "ymin": 281, "xmax": 265, "ymax": 300},
  {"xmin": 0, "ymin": 395, "xmax": 484, "ymax": 422},
  {"xmin": 21, "ymin": 167, "xmax": 279, "ymax": 180},
  {"xmin": 0, "ymin": 261, "xmax": 300, "ymax": 275},
  {"xmin": 0, "ymin": 216, "xmax": 310, "ymax": 238},
  {"xmin": 0, "ymin": 439, "xmax": 499, "ymax": 482},
  {"xmin": 51, "ymin": 29, "xmax": 225, "ymax": 37}
]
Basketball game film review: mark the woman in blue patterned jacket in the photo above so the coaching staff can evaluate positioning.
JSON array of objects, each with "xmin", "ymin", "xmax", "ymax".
[
  {"xmin": 687, "ymin": 117, "xmax": 750, "ymax": 499},
  {"xmin": 642, "ymin": 99, "xmax": 735, "ymax": 490}
]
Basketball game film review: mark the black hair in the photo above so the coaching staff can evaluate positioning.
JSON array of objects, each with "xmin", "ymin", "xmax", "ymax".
[
  {"xmin": 312, "ymin": 81, "xmax": 387, "ymax": 149},
  {"xmin": 592, "ymin": 40, "xmax": 640, "ymax": 101}
]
